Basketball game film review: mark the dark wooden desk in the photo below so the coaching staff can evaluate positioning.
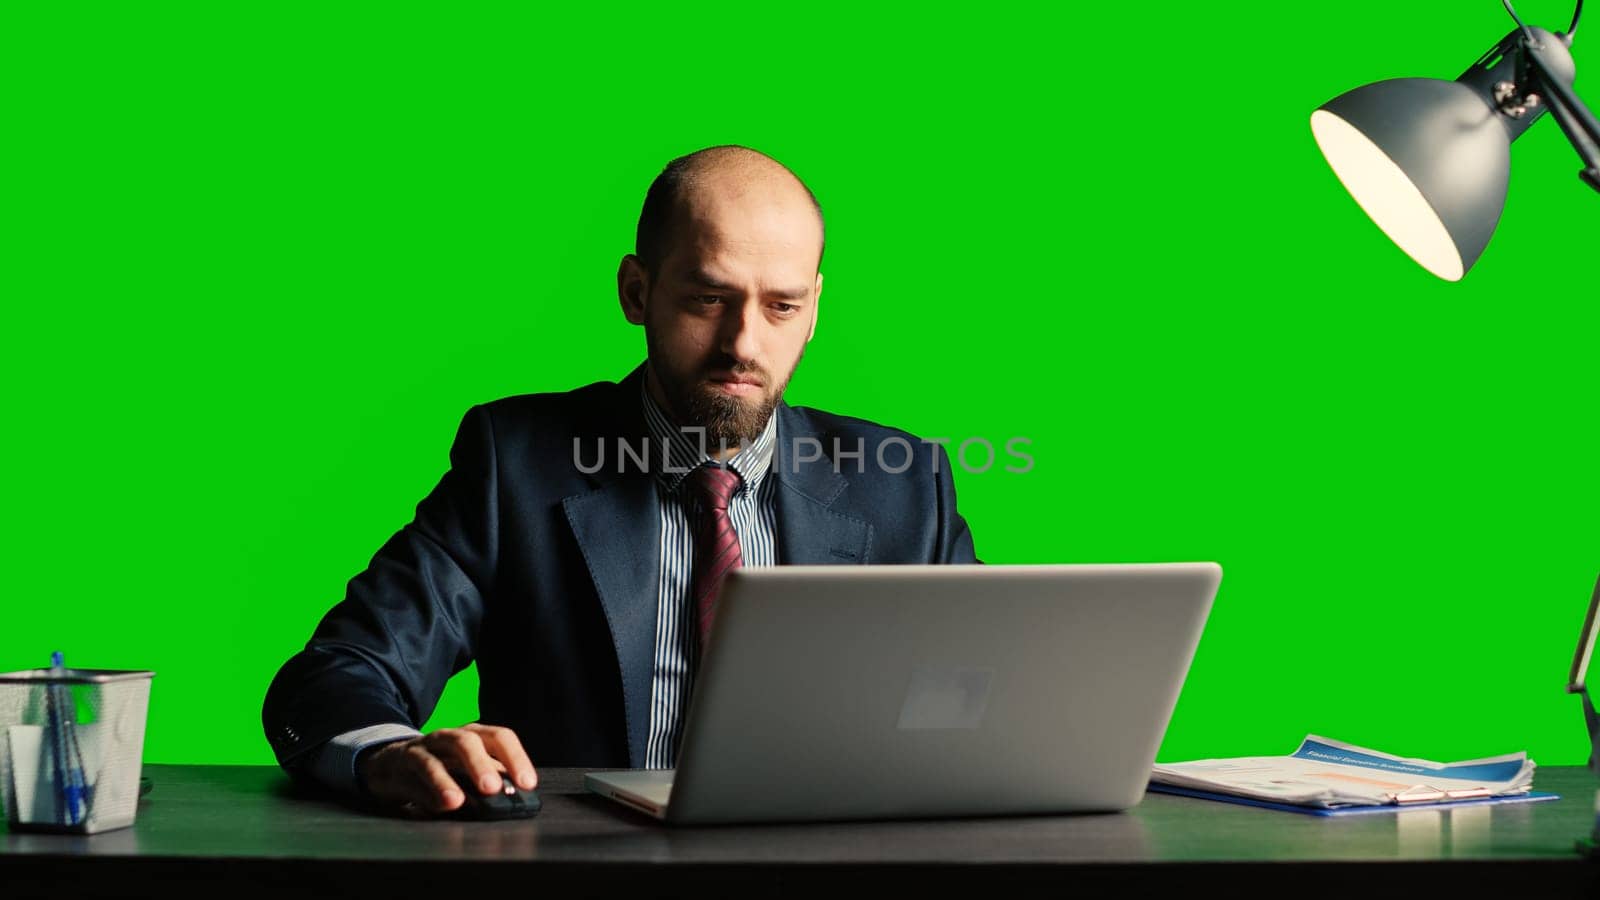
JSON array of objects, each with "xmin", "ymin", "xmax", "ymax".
[{"xmin": 3, "ymin": 765, "xmax": 1597, "ymax": 898}]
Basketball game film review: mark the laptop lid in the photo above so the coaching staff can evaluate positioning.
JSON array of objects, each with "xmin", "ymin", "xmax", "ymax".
[{"xmin": 648, "ymin": 562, "xmax": 1220, "ymax": 825}]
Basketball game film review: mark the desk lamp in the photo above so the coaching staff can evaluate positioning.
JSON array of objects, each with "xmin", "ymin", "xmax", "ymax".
[{"xmin": 1310, "ymin": 0, "xmax": 1599, "ymax": 280}]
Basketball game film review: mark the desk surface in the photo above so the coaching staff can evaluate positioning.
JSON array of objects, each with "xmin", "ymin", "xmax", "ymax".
[{"xmin": 4, "ymin": 764, "xmax": 1598, "ymax": 897}]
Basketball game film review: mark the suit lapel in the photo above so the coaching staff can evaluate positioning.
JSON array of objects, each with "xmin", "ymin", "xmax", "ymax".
[
  {"xmin": 772, "ymin": 404, "xmax": 874, "ymax": 564},
  {"xmin": 561, "ymin": 365, "xmax": 659, "ymax": 768}
]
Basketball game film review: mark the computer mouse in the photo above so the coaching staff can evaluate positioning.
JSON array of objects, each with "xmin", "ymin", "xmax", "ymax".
[{"xmin": 443, "ymin": 769, "xmax": 541, "ymax": 820}]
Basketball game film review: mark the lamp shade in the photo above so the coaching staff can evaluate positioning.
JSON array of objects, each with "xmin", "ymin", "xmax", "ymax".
[{"xmin": 1311, "ymin": 78, "xmax": 1511, "ymax": 281}]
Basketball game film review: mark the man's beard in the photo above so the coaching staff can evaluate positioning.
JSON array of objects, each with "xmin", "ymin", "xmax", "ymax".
[
  {"xmin": 684, "ymin": 372, "xmax": 780, "ymax": 449},
  {"xmin": 646, "ymin": 332, "xmax": 801, "ymax": 450}
]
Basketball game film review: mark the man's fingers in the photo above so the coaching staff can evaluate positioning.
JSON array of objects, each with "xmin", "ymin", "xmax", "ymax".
[
  {"xmin": 405, "ymin": 744, "xmax": 467, "ymax": 812},
  {"xmin": 422, "ymin": 728, "xmax": 503, "ymax": 795},
  {"xmin": 469, "ymin": 724, "xmax": 538, "ymax": 790},
  {"xmin": 361, "ymin": 741, "xmax": 464, "ymax": 813}
]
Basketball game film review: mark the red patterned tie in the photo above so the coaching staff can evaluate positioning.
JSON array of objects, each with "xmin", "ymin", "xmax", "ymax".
[{"xmin": 688, "ymin": 465, "xmax": 744, "ymax": 650}]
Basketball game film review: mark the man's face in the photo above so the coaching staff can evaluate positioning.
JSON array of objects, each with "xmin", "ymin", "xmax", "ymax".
[{"xmin": 623, "ymin": 179, "xmax": 823, "ymax": 450}]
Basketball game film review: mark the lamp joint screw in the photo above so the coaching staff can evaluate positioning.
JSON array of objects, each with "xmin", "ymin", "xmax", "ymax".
[{"xmin": 1494, "ymin": 80, "xmax": 1536, "ymax": 118}]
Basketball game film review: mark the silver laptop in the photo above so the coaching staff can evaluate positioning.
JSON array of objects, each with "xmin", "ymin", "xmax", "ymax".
[{"xmin": 585, "ymin": 562, "xmax": 1220, "ymax": 824}]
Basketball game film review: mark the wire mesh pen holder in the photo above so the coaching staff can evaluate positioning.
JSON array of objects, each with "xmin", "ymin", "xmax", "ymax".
[{"xmin": 0, "ymin": 668, "xmax": 153, "ymax": 834}]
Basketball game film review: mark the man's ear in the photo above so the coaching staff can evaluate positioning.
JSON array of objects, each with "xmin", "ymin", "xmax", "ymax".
[
  {"xmin": 806, "ymin": 272, "xmax": 823, "ymax": 343},
  {"xmin": 618, "ymin": 254, "xmax": 649, "ymax": 325}
]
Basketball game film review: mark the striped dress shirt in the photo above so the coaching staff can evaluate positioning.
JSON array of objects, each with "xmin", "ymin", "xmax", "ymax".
[{"xmin": 639, "ymin": 382, "xmax": 778, "ymax": 768}]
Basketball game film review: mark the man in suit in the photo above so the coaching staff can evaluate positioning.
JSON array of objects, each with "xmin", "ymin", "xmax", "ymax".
[{"xmin": 262, "ymin": 145, "xmax": 978, "ymax": 815}]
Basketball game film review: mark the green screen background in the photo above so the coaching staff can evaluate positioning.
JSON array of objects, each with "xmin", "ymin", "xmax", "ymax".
[{"xmin": 5, "ymin": 1, "xmax": 1598, "ymax": 768}]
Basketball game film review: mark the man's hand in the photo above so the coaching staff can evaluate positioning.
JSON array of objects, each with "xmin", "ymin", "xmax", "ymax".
[{"xmin": 356, "ymin": 723, "xmax": 538, "ymax": 815}]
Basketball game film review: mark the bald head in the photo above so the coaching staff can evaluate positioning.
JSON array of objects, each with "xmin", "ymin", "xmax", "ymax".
[{"xmin": 635, "ymin": 145, "xmax": 825, "ymax": 277}]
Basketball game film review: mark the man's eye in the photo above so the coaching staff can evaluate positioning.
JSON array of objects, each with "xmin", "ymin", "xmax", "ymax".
[
  {"xmin": 773, "ymin": 303, "xmax": 799, "ymax": 314},
  {"xmin": 694, "ymin": 295, "xmax": 725, "ymax": 306}
]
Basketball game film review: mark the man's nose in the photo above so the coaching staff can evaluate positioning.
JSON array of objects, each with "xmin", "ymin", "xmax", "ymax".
[{"xmin": 720, "ymin": 299, "xmax": 763, "ymax": 365}]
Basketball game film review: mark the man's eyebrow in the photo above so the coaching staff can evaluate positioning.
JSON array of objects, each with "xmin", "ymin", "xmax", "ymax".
[
  {"xmin": 764, "ymin": 286, "xmax": 813, "ymax": 301},
  {"xmin": 684, "ymin": 269, "xmax": 812, "ymax": 301},
  {"xmin": 685, "ymin": 269, "xmax": 741, "ymax": 291}
]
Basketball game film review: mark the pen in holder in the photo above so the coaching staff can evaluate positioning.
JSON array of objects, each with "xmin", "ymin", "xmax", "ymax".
[
  {"xmin": 44, "ymin": 652, "xmax": 90, "ymax": 826},
  {"xmin": 0, "ymin": 658, "xmax": 154, "ymax": 834}
]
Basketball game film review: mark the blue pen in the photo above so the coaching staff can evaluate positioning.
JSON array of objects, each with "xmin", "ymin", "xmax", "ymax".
[
  {"xmin": 43, "ymin": 654, "xmax": 69, "ymax": 824},
  {"xmin": 48, "ymin": 652, "xmax": 87, "ymax": 826}
]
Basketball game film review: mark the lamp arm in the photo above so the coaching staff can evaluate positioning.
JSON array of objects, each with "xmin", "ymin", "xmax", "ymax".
[{"xmin": 1521, "ymin": 42, "xmax": 1600, "ymax": 192}]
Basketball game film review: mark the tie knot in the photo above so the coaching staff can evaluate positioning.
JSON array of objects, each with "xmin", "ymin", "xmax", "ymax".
[{"xmin": 689, "ymin": 464, "xmax": 743, "ymax": 510}]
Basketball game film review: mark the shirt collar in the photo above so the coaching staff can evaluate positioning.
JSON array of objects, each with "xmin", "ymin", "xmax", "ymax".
[{"xmin": 640, "ymin": 377, "xmax": 777, "ymax": 495}]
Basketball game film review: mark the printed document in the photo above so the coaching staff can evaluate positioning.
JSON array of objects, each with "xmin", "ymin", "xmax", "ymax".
[{"xmin": 1151, "ymin": 735, "xmax": 1536, "ymax": 808}]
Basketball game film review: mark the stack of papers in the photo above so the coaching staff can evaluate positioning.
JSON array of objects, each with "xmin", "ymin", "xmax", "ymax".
[{"xmin": 1151, "ymin": 735, "xmax": 1537, "ymax": 809}]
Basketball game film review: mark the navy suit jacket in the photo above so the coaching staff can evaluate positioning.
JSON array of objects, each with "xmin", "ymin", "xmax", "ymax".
[{"xmin": 262, "ymin": 365, "xmax": 977, "ymax": 772}]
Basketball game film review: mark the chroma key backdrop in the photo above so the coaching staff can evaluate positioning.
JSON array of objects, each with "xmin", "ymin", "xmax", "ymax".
[{"xmin": 4, "ymin": 1, "xmax": 1598, "ymax": 766}]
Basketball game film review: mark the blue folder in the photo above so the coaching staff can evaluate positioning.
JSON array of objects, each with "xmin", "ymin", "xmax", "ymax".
[{"xmin": 1147, "ymin": 783, "xmax": 1561, "ymax": 816}]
